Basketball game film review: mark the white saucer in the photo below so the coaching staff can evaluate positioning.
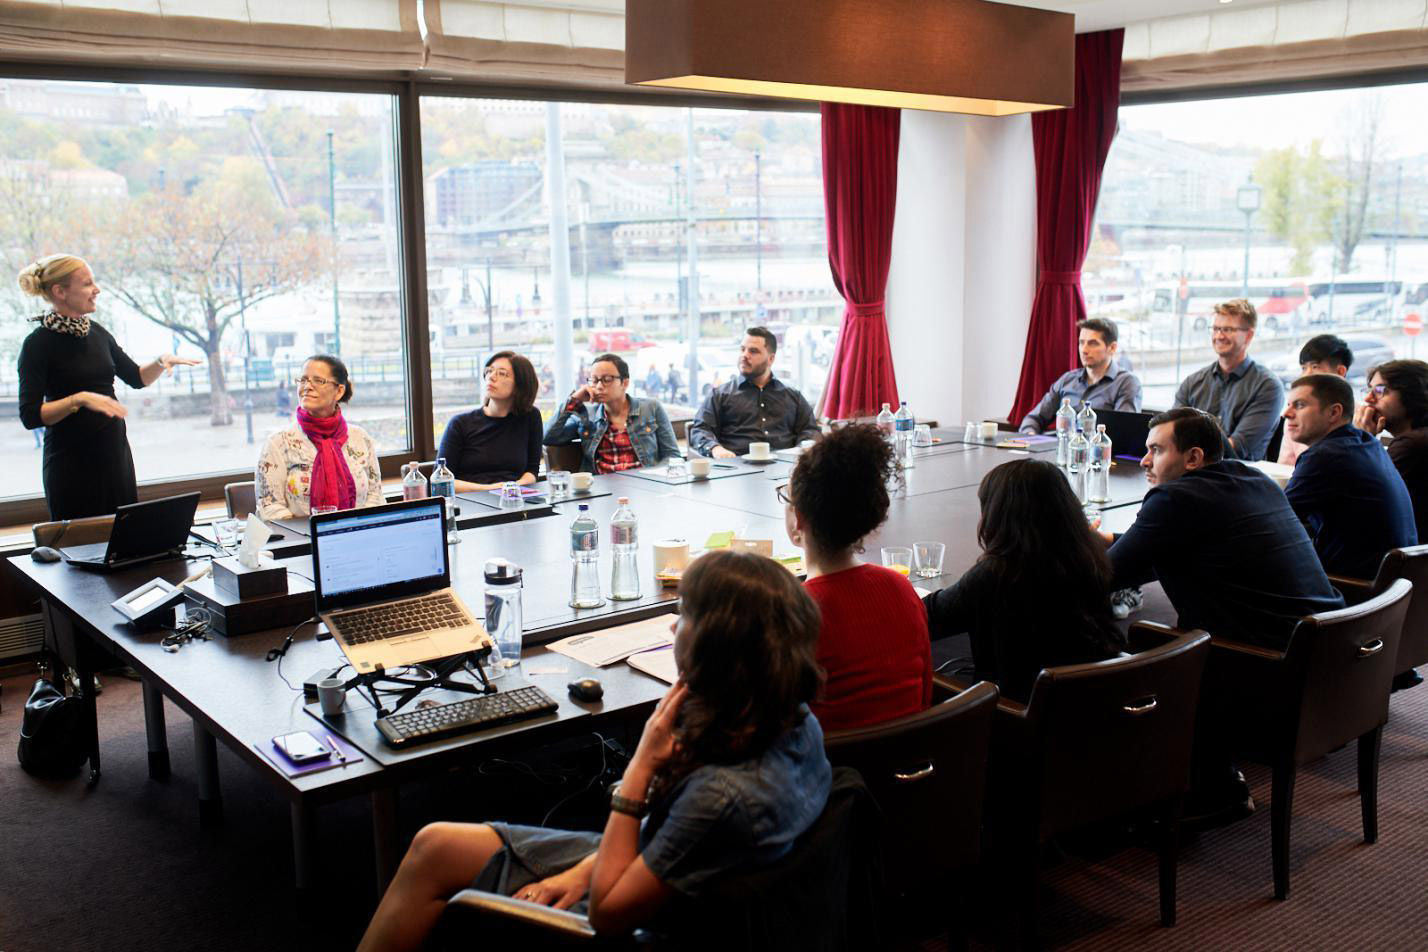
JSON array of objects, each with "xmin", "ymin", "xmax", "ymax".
[{"xmin": 741, "ymin": 453, "xmax": 777, "ymax": 463}]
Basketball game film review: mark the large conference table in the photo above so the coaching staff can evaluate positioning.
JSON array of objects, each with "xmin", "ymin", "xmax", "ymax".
[{"xmin": 4, "ymin": 435, "xmax": 1153, "ymax": 894}]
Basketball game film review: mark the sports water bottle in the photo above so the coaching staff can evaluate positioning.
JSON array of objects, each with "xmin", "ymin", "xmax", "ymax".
[
  {"xmin": 401, "ymin": 461, "xmax": 428, "ymax": 500},
  {"xmin": 876, "ymin": 403, "xmax": 896, "ymax": 443},
  {"xmin": 430, "ymin": 457, "xmax": 459, "ymax": 544},
  {"xmin": 482, "ymin": 558, "xmax": 523, "ymax": 679},
  {"xmin": 1087, "ymin": 424, "xmax": 1112, "ymax": 503},
  {"xmin": 894, "ymin": 400, "xmax": 915, "ymax": 468},
  {"xmin": 1077, "ymin": 402, "xmax": 1098, "ymax": 441},
  {"xmin": 609, "ymin": 497, "xmax": 641, "ymax": 601},
  {"xmin": 1055, "ymin": 397, "xmax": 1075, "ymax": 467},
  {"xmin": 569, "ymin": 504, "xmax": 605, "ymax": 609}
]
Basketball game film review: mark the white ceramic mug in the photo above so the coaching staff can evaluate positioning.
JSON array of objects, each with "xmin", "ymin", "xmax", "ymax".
[
  {"xmin": 653, "ymin": 539, "xmax": 691, "ymax": 575},
  {"xmin": 317, "ymin": 678, "xmax": 346, "ymax": 717},
  {"xmin": 572, "ymin": 472, "xmax": 594, "ymax": 491},
  {"xmin": 748, "ymin": 441, "xmax": 772, "ymax": 460},
  {"xmin": 689, "ymin": 457, "xmax": 712, "ymax": 477},
  {"xmin": 979, "ymin": 421, "xmax": 998, "ymax": 441}
]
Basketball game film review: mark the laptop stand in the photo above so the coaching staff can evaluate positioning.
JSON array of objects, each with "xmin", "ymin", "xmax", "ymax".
[{"xmin": 344, "ymin": 648, "xmax": 495, "ymax": 718}]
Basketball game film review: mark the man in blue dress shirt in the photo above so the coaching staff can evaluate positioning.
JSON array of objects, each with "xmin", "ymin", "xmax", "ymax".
[{"xmin": 1282, "ymin": 373, "xmax": 1417, "ymax": 579}]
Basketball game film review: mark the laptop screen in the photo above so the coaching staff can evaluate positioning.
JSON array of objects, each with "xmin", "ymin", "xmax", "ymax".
[{"xmin": 311, "ymin": 500, "xmax": 448, "ymax": 610}]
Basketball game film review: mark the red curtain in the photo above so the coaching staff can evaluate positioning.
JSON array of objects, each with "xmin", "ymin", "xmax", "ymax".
[
  {"xmin": 1008, "ymin": 29, "xmax": 1124, "ymax": 425},
  {"xmin": 820, "ymin": 102, "xmax": 901, "ymax": 420}
]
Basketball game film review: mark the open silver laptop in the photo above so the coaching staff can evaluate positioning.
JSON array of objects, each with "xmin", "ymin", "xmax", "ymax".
[{"xmin": 309, "ymin": 498, "xmax": 491, "ymax": 674}]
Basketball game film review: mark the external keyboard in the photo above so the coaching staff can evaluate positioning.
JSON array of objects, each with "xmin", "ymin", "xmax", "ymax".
[
  {"xmin": 335, "ymin": 593, "xmax": 468, "ymax": 645},
  {"xmin": 376, "ymin": 685, "xmax": 559, "ymax": 748}
]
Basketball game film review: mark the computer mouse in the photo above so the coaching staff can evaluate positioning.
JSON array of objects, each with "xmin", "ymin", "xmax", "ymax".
[
  {"xmin": 567, "ymin": 677, "xmax": 604, "ymax": 702},
  {"xmin": 30, "ymin": 546, "xmax": 62, "ymax": 563}
]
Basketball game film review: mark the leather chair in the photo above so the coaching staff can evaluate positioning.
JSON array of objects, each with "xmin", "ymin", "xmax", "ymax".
[
  {"xmin": 1205, "ymin": 577, "xmax": 1412, "ymax": 900},
  {"xmin": 33, "ymin": 515, "xmax": 116, "ymax": 549},
  {"xmin": 546, "ymin": 443, "xmax": 585, "ymax": 475},
  {"xmin": 976, "ymin": 625, "xmax": 1211, "ymax": 939},
  {"xmin": 1328, "ymin": 544, "xmax": 1428, "ymax": 677},
  {"xmin": 434, "ymin": 766, "xmax": 879, "ymax": 951},
  {"xmin": 223, "ymin": 480, "xmax": 257, "ymax": 520}
]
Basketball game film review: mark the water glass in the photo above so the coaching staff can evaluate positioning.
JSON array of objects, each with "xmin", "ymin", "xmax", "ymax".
[
  {"xmin": 310, "ymin": 505, "xmax": 337, "ymax": 517},
  {"xmin": 214, "ymin": 518, "xmax": 242, "ymax": 548},
  {"xmin": 548, "ymin": 470, "xmax": 571, "ymax": 499},
  {"xmin": 666, "ymin": 456, "xmax": 688, "ymax": 481},
  {"xmin": 880, "ymin": 546, "xmax": 913, "ymax": 577},
  {"xmin": 498, "ymin": 481, "xmax": 523, "ymax": 508},
  {"xmin": 913, "ymin": 541, "xmax": 945, "ymax": 579},
  {"xmin": 912, "ymin": 424, "xmax": 933, "ymax": 447}
]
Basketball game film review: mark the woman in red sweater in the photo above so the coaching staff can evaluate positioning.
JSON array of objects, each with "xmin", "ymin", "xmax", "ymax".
[{"xmin": 782, "ymin": 424, "xmax": 932, "ymax": 731}]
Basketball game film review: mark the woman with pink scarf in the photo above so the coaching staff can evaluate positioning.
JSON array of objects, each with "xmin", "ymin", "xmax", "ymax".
[{"xmin": 255, "ymin": 354, "xmax": 383, "ymax": 520}]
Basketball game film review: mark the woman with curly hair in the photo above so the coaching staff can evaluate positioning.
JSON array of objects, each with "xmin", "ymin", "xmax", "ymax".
[
  {"xmin": 781, "ymin": 423, "xmax": 932, "ymax": 730},
  {"xmin": 358, "ymin": 550, "xmax": 831, "ymax": 951}
]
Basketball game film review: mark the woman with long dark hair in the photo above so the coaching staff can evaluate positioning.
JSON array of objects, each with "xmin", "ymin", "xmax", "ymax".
[
  {"xmin": 924, "ymin": 458, "xmax": 1125, "ymax": 702},
  {"xmin": 438, "ymin": 350, "xmax": 544, "ymax": 491},
  {"xmin": 358, "ymin": 550, "xmax": 831, "ymax": 951}
]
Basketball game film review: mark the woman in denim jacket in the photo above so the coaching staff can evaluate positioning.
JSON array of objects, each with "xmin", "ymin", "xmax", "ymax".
[
  {"xmin": 542, "ymin": 352, "xmax": 679, "ymax": 473},
  {"xmin": 359, "ymin": 551, "xmax": 832, "ymax": 949}
]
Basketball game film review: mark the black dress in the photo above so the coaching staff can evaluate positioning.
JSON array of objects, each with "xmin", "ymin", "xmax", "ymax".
[{"xmin": 17, "ymin": 320, "xmax": 145, "ymax": 520}]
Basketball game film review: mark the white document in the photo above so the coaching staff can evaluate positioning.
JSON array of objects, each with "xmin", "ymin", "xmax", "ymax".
[
  {"xmin": 546, "ymin": 615, "xmax": 675, "ymax": 667},
  {"xmin": 628, "ymin": 646, "xmax": 679, "ymax": 684}
]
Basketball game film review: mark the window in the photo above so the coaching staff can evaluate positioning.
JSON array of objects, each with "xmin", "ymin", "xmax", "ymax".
[
  {"xmin": 418, "ymin": 98, "xmax": 833, "ymax": 443},
  {"xmin": 1091, "ymin": 84, "xmax": 1428, "ymax": 407},
  {"xmin": 0, "ymin": 79, "xmax": 407, "ymax": 505}
]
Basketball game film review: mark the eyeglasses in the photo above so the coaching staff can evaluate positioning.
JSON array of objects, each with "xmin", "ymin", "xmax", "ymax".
[
  {"xmin": 296, "ymin": 375, "xmax": 336, "ymax": 388},
  {"xmin": 1210, "ymin": 325, "xmax": 1250, "ymax": 336},
  {"xmin": 587, "ymin": 374, "xmax": 622, "ymax": 387},
  {"xmin": 1366, "ymin": 383, "xmax": 1391, "ymax": 397},
  {"xmin": 775, "ymin": 483, "xmax": 791, "ymax": 506},
  {"xmin": 484, "ymin": 368, "xmax": 512, "ymax": 380}
]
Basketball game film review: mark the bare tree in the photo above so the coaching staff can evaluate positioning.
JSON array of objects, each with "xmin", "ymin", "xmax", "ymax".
[
  {"xmin": 0, "ymin": 161, "xmax": 90, "ymax": 360},
  {"xmin": 1334, "ymin": 94, "xmax": 1387, "ymax": 273},
  {"xmin": 99, "ymin": 188, "xmax": 331, "ymax": 425}
]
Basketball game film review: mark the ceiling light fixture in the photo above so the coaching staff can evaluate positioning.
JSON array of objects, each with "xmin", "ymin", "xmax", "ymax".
[{"xmin": 625, "ymin": 0, "xmax": 1074, "ymax": 117}]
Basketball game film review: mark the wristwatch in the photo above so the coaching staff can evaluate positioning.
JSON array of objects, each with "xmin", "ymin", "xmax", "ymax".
[{"xmin": 607, "ymin": 782, "xmax": 648, "ymax": 818}]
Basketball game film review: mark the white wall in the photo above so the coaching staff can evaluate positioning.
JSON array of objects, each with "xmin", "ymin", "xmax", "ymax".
[{"xmin": 885, "ymin": 110, "xmax": 1037, "ymax": 428}]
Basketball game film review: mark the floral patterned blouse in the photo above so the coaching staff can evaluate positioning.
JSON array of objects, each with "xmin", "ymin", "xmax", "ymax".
[{"xmin": 255, "ymin": 422, "xmax": 384, "ymax": 520}]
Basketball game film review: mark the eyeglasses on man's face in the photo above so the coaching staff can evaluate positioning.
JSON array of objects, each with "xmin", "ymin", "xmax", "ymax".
[
  {"xmin": 1210, "ymin": 325, "xmax": 1250, "ymax": 337},
  {"xmin": 1366, "ymin": 383, "xmax": 1391, "ymax": 397},
  {"xmin": 587, "ymin": 374, "xmax": 621, "ymax": 387},
  {"xmin": 297, "ymin": 375, "xmax": 336, "ymax": 388}
]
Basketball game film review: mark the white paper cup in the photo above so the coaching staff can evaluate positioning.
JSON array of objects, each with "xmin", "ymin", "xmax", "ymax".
[
  {"xmin": 979, "ymin": 421, "xmax": 999, "ymax": 441},
  {"xmin": 654, "ymin": 539, "xmax": 691, "ymax": 575},
  {"xmin": 689, "ymin": 458, "xmax": 712, "ymax": 477}
]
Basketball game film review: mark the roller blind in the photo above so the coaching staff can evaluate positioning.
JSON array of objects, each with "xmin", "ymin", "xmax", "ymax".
[{"xmin": 423, "ymin": 0, "xmax": 624, "ymax": 89}]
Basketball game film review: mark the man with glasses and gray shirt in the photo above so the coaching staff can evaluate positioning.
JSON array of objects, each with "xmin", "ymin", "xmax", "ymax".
[{"xmin": 1172, "ymin": 298, "xmax": 1284, "ymax": 460}]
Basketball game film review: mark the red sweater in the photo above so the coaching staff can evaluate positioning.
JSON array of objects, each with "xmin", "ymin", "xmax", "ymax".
[{"xmin": 804, "ymin": 563, "xmax": 933, "ymax": 732}]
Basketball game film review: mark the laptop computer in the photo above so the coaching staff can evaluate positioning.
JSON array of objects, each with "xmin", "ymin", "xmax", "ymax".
[
  {"xmin": 62, "ymin": 492, "xmax": 201, "ymax": 572},
  {"xmin": 309, "ymin": 497, "xmax": 492, "ymax": 674},
  {"xmin": 1097, "ymin": 409, "xmax": 1154, "ymax": 463}
]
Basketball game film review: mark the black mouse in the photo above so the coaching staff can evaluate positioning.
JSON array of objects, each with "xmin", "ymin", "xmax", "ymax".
[
  {"xmin": 30, "ymin": 546, "xmax": 62, "ymax": 563},
  {"xmin": 568, "ymin": 677, "xmax": 604, "ymax": 702}
]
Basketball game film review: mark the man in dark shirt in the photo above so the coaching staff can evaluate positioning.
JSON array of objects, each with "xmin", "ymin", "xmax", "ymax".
[
  {"xmin": 689, "ymin": 327, "xmax": 821, "ymax": 458},
  {"xmin": 1172, "ymin": 298, "xmax": 1284, "ymax": 460},
  {"xmin": 1109, "ymin": 408, "xmax": 1344, "ymax": 651},
  {"xmin": 1018, "ymin": 318, "xmax": 1143, "ymax": 433},
  {"xmin": 1282, "ymin": 374, "xmax": 1416, "ymax": 579}
]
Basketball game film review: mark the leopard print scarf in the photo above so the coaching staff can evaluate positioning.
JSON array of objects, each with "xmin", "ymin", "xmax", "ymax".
[{"xmin": 33, "ymin": 310, "xmax": 91, "ymax": 338}]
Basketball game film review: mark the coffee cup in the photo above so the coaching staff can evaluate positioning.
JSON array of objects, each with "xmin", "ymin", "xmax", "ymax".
[
  {"xmin": 748, "ymin": 441, "xmax": 772, "ymax": 460},
  {"xmin": 317, "ymin": 677, "xmax": 346, "ymax": 717},
  {"xmin": 572, "ymin": 472, "xmax": 594, "ymax": 491},
  {"xmin": 689, "ymin": 457, "xmax": 712, "ymax": 478},
  {"xmin": 653, "ymin": 539, "xmax": 691, "ymax": 575},
  {"xmin": 979, "ymin": 421, "xmax": 998, "ymax": 441}
]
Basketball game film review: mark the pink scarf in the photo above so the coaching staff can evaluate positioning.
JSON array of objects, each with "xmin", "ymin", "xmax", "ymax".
[{"xmin": 297, "ymin": 406, "xmax": 356, "ymax": 511}]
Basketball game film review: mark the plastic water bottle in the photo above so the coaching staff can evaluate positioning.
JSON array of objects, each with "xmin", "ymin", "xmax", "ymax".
[
  {"xmin": 1087, "ymin": 424, "xmax": 1112, "ymax": 503},
  {"xmin": 876, "ymin": 403, "xmax": 896, "ymax": 443},
  {"xmin": 609, "ymin": 496, "xmax": 641, "ymax": 601},
  {"xmin": 894, "ymin": 400, "xmax": 915, "ymax": 468},
  {"xmin": 482, "ymin": 558, "xmax": 523, "ymax": 679},
  {"xmin": 430, "ymin": 457, "xmax": 459, "ymax": 544},
  {"xmin": 1055, "ymin": 397, "xmax": 1075, "ymax": 467},
  {"xmin": 1068, "ymin": 426, "xmax": 1089, "ymax": 485},
  {"xmin": 1077, "ymin": 402, "xmax": 1098, "ymax": 441},
  {"xmin": 401, "ymin": 461, "xmax": 428, "ymax": 500},
  {"xmin": 569, "ymin": 504, "xmax": 605, "ymax": 609}
]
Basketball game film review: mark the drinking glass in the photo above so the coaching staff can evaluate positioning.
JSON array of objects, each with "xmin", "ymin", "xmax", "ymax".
[
  {"xmin": 310, "ymin": 505, "xmax": 337, "ymax": 516},
  {"xmin": 912, "ymin": 424, "xmax": 933, "ymax": 447},
  {"xmin": 213, "ymin": 518, "xmax": 242, "ymax": 548},
  {"xmin": 880, "ymin": 546, "xmax": 913, "ymax": 577},
  {"xmin": 498, "ymin": 481, "xmax": 523, "ymax": 508},
  {"xmin": 913, "ymin": 541, "xmax": 945, "ymax": 579},
  {"xmin": 666, "ymin": 456, "xmax": 688, "ymax": 481},
  {"xmin": 548, "ymin": 470, "xmax": 571, "ymax": 499}
]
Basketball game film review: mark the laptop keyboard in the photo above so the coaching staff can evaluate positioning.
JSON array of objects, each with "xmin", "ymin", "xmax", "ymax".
[
  {"xmin": 376, "ymin": 686, "xmax": 559, "ymax": 748},
  {"xmin": 334, "ymin": 593, "xmax": 469, "ymax": 645}
]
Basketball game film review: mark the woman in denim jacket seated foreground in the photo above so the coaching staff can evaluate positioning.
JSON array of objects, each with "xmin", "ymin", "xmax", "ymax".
[
  {"xmin": 358, "ymin": 550, "xmax": 833, "ymax": 951},
  {"xmin": 543, "ymin": 352, "xmax": 679, "ymax": 473}
]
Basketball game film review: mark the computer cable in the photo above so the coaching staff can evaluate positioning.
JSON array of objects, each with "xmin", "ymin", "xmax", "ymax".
[{"xmin": 268, "ymin": 616, "xmax": 319, "ymax": 691}]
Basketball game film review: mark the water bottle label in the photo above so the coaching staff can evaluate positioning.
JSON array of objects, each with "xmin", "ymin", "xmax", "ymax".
[
  {"xmin": 611, "ymin": 525, "xmax": 636, "ymax": 546},
  {"xmin": 571, "ymin": 528, "xmax": 598, "ymax": 553}
]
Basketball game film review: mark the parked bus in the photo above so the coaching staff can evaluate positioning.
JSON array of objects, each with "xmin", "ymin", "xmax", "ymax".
[
  {"xmin": 1303, "ymin": 278, "xmax": 1404, "ymax": 328},
  {"xmin": 1147, "ymin": 280, "xmax": 1309, "ymax": 341}
]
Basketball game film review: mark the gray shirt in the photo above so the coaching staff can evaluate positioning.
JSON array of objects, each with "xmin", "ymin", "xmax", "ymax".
[
  {"xmin": 689, "ymin": 374, "xmax": 821, "ymax": 457},
  {"xmin": 1019, "ymin": 364, "xmax": 1143, "ymax": 433},
  {"xmin": 1172, "ymin": 356, "xmax": 1285, "ymax": 460}
]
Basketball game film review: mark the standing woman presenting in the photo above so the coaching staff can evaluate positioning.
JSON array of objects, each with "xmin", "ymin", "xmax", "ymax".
[{"xmin": 17, "ymin": 254, "xmax": 198, "ymax": 520}]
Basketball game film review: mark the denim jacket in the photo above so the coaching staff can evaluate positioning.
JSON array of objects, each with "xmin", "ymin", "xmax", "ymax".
[{"xmin": 542, "ymin": 393, "xmax": 680, "ymax": 473}]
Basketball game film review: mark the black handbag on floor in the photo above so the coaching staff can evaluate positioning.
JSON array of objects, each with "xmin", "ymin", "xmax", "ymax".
[{"xmin": 17, "ymin": 673, "xmax": 88, "ymax": 777}]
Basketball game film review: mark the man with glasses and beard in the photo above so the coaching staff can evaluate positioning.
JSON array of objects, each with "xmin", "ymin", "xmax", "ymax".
[{"xmin": 1172, "ymin": 298, "xmax": 1285, "ymax": 460}]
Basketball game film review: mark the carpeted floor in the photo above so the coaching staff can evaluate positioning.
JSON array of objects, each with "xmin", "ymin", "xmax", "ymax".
[{"xmin": 3, "ymin": 662, "xmax": 1427, "ymax": 951}]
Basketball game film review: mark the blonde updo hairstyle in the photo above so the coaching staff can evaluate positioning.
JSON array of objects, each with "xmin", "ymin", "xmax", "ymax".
[{"xmin": 17, "ymin": 255, "xmax": 87, "ymax": 302}]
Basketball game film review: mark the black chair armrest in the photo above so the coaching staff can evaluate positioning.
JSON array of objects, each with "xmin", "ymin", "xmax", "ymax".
[
  {"xmin": 1126, "ymin": 621, "xmax": 1179, "ymax": 653},
  {"xmin": 1328, "ymin": 574, "xmax": 1376, "ymax": 606},
  {"xmin": 444, "ymin": 889, "xmax": 599, "ymax": 941}
]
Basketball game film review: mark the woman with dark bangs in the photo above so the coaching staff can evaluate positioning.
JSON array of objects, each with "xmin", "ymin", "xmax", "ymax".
[
  {"xmin": 923, "ymin": 458, "xmax": 1125, "ymax": 703},
  {"xmin": 358, "ymin": 550, "xmax": 832, "ymax": 951}
]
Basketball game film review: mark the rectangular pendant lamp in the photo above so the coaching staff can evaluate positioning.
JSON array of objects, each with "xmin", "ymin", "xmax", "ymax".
[{"xmin": 625, "ymin": 0, "xmax": 1074, "ymax": 116}]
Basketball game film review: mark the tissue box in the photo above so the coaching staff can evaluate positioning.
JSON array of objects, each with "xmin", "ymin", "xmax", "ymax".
[{"xmin": 212, "ymin": 555, "xmax": 288, "ymax": 599}]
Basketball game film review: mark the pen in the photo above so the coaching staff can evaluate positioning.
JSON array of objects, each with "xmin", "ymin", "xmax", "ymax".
[{"xmin": 324, "ymin": 733, "xmax": 347, "ymax": 764}]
